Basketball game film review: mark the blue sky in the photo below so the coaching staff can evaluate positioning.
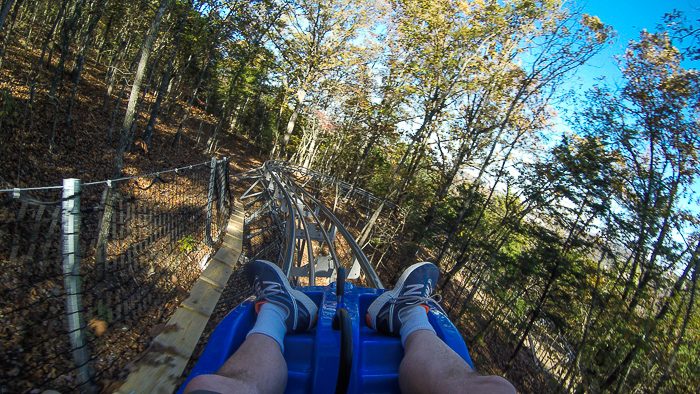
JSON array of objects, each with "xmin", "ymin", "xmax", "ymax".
[
  {"xmin": 569, "ymin": 0, "xmax": 700, "ymax": 92},
  {"xmin": 567, "ymin": 0, "xmax": 700, "ymax": 219},
  {"xmin": 553, "ymin": 0, "xmax": 700, "ymax": 129}
]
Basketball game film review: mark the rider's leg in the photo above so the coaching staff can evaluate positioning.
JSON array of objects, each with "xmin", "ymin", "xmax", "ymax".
[
  {"xmin": 183, "ymin": 332, "xmax": 286, "ymax": 394},
  {"xmin": 399, "ymin": 328, "xmax": 516, "ymax": 394},
  {"xmin": 184, "ymin": 261, "xmax": 318, "ymax": 394},
  {"xmin": 366, "ymin": 262, "xmax": 516, "ymax": 394}
]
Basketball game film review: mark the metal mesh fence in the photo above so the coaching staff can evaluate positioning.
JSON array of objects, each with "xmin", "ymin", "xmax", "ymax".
[
  {"xmin": 431, "ymin": 252, "xmax": 572, "ymax": 390},
  {"xmin": 0, "ymin": 157, "xmax": 230, "ymax": 393},
  {"xmin": 0, "ymin": 187, "xmax": 71, "ymax": 392},
  {"xmin": 235, "ymin": 169, "xmax": 284, "ymax": 266}
]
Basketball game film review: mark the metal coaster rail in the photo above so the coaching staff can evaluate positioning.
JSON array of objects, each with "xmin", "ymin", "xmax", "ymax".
[{"xmin": 239, "ymin": 160, "xmax": 384, "ymax": 289}]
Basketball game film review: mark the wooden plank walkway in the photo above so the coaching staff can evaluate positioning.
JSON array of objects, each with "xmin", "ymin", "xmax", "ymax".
[{"xmin": 117, "ymin": 202, "xmax": 244, "ymax": 394}]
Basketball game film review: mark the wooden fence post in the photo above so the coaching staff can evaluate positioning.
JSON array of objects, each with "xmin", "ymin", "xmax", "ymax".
[{"xmin": 61, "ymin": 178, "xmax": 95, "ymax": 391}]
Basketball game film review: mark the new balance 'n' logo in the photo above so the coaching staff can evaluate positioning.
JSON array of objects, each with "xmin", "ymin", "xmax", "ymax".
[{"xmin": 404, "ymin": 284, "xmax": 425, "ymax": 296}]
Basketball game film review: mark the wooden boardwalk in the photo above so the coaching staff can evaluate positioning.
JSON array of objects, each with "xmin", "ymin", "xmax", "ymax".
[{"xmin": 117, "ymin": 202, "xmax": 244, "ymax": 394}]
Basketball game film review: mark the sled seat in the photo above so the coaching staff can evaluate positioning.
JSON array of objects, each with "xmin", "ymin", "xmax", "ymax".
[{"xmin": 178, "ymin": 282, "xmax": 473, "ymax": 394}]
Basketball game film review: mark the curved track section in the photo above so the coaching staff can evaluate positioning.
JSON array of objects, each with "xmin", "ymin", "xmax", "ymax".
[{"xmin": 234, "ymin": 160, "xmax": 387, "ymax": 289}]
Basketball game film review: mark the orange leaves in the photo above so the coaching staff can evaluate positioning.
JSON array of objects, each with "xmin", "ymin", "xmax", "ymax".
[{"xmin": 89, "ymin": 318, "xmax": 108, "ymax": 337}]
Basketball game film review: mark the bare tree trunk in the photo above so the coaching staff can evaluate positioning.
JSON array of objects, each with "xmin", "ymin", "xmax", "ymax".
[
  {"xmin": 325, "ymin": 131, "xmax": 346, "ymax": 176},
  {"xmin": 49, "ymin": 0, "xmax": 87, "ymax": 100},
  {"xmin": 107, "ymin": 38, "xmax": 143, "ymax": 143},
  {"xmin": 228, "ymin": 97, "xmax": 248, "ymax": 136},
  {"xmin": 626, "ymin": 174, "xmax": 680, "ymax": 313},
  {"xmin": 506, "ymin": 259, "xmax": 561, "ymax": 372},
  {"xmin": 163, "ymin": 53, "xmax": 192, "ymax": 117},
  {"xmin": 652, "ymin": 252, "xmax": 698, "ymax": 393},
  {"xmin": 243, "ymin": 90, "xmax": 264, "ymax": 156},
  {"xmin": 600, "ymin": 241, "xmax": 699, "ymax": 392},
  {"xmin": 0, "ymin": 0, "xmax": 23, "ymax": 72},
  {"xmin": 419, "ymin": 125, "xmax": 491, "ymax": 240},
  {"xmin": 102, "ymin": 35, "xmax": 131, "ymax": 112},
  {"xmin": 434, "ymin": 202, "xmax": 470, "ymax": 269},
  {"xmin": 66, "ymin": 0, "xmax": 110, "ymax": 128},
  {"xmin": 351, "ymin": 132, "xmax": 378, "ymax": 181},
  {"xmin": 144, "ymin": 0, "xmax": 191, "ymax": 147},
  {"xmin": 112, "ymin": 0, "xmax": 169, "ymax": 178},
  {"xmin": 442, "ymin": 122, "xmax": 530, "ymax": 285},
  {"xmin": 172, "ymin": 42, "xmax": 215, "ymax": 148},
  {"xmin": 49, "ymin": 0, "xmax": 89, "ymax": 152},
  {"xmin": 107, "ymin": 76, "xmax": 127, "ymax": 143},
  {"xmin": 27, "ymin": 0, "xmax": 68, "ymax": 113},
  {"xmin": 563, "ymin": 250, "xmax": 607, "ymax": 391},
  {"xmin": 270, "ymin": 91, "xmax": 285, "ymax": 157},
  {"xmin": 280, "ymin": 87, "xmax": 306, "ymax": 159},
  {"xmin": 195, "ymin": 87, "xmax": 212, "ymax": 145},
  {"xmin": 127, "ymin": 42, "xmax": 164, "ymax": 149},
  {"xmin": 301, "ymin": 105, "xmax": 326, "ymax": 168},
  {"xmin": 94, "ymin": 7, "xmax": 114, "ymax": 65},
  {"xmin": 24, "ymin": 0, "xmax": 41, "ymax": 45},
  {"xmin": 0, "ymin": 0, "xmax": 16, "ymax": 33}
]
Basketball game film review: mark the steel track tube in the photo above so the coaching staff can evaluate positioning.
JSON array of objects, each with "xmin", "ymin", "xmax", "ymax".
[
  {"xmin": 291, "ymin": 184, "xmax": 341, "ymax": 272},
  {"xmin": 266, "ymin": 160, "xmax": 384, "ymax": 287},
  {"xmin": 239, "ymin": 177, "xmax": 262, "ymax": 200},
  {"xmin": 278, "ymin": 173, "xmax": 316, "ymax": 284},
  {"xmin": 264, "ymin": 162, "xmax": 296, "ymax": 276},
  {"xmin": 294, "ymin": 182, "xmax": 383, "ymax": 289}
]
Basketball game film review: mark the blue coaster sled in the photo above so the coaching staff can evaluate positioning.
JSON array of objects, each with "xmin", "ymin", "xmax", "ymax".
[{"xmin": 178, "ymin": 281, "xmax": 473, "ymax": 394}]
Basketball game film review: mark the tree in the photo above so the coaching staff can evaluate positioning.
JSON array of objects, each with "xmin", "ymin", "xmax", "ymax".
[
  {"xmin": 142, "ymin": 0, "xmax": 193, "ymax": 147},
  {"xmin": 428, "ymin": 3, "xmax": 613, "ymax": 281},
  {"xmin": 270, "ymin": 0, "xmax": 376, "ymax": 159},
  {"xmin": 66, "ymin": 0, "xmax": 112, "ymax": 128},
  {"xmin": 0, "ymin": 0, "xmax": 16, "ymax": 33},
  {"xmin": 567, "ymin": 27, "xmax": 700, "ymax": 392},
  {"xmin": 112, "ymin": 0, "xmax": 170, "ymax": 177},
  {"xmin": 203, "ymin": 0, "xmax": 289, "ymax": 153}
]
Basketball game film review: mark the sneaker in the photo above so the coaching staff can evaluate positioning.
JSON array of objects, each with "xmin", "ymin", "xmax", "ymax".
[
  {"xmin": 246, "ymin": 260, "xmax": 318, "ymax": 333},
  {"xmin": 366, "ymin": 262, "xmax": 441, "ymax": 336}
]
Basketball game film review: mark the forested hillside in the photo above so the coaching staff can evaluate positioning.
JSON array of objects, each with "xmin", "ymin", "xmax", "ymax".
[{"xmin": 0, "ymin": 0, "xmax": 698, "ymax": 392}]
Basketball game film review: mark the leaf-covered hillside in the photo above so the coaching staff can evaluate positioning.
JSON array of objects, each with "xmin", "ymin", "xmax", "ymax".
[{"xmin": 0, "ymin": 0, "xmax": 699, "ymax": 392}]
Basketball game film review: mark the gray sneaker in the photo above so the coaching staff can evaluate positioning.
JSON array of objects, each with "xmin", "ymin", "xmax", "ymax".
[
  {"xmin": 365, "ymin": 262, "xmax": 440, "ymax": 336},
  {"xmin": 246, "ymin": 260, "xmax": 318, "ymax": 333}
]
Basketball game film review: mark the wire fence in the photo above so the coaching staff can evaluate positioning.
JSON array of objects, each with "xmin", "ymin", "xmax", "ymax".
[
  {"xmin": 0, "ymin": 157, "xmax": 230, "ymax": 393},
  {"xmin": 439, "ymin": 262, "xmax": 572, "ymax": 391},
  {"xmin": 233, "ymin": 168, "xmax": 283, "ymax": 268},
  {"xmin": 0, "ymin": 156, "xmax": 580, "ymax": 393}
]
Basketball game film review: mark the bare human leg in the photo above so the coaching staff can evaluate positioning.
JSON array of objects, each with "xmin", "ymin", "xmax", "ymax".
[
  {"xmin": 399, "ymin": 329, "xmax": 516, "ymax": 394},
  {"xmin": 184, "ymin": 260, "xmax": 318, "ymax": 394},
  {"xmin": 365, "ymin": 262, "xmax": 516, "ymax": 394},
  {"xmin": 183, "ymin": 333, "xmax": 286, "ymax": 394}
]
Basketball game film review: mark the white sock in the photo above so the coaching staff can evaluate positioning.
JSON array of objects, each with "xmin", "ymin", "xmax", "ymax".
[
  {"xmin": 398, "ymin": 305, "xmax": 436, "ymax": 347},
  {"xmin": 247, "ymin": 302, "xmax": 288, "ymax": 353}
]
